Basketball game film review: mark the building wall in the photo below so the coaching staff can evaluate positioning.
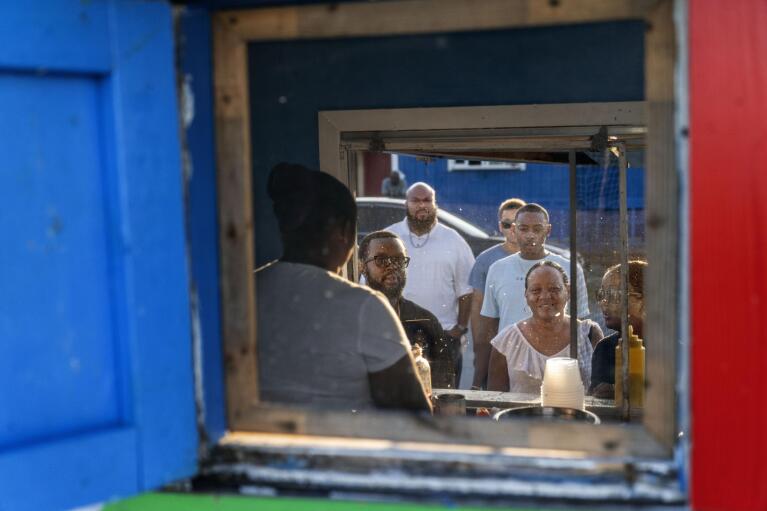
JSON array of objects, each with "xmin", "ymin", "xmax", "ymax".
[
  {"xmin": 245, "ymin": 22, "xmax": 645, "ymax": 265},
  {"xmin": 394, "ymin": 154, "xmax": 646, "ymax": 243},
  {"xmin": 689, "ymin": 0, "xmax": 767, "ymax": 509}
]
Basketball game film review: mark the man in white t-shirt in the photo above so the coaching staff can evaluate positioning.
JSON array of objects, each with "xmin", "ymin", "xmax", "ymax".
[
  {"xmin": 385, "ymin": 183, "xmax": 475, "ymax": 381},
  {"xmin": 474, "ymin": 203, "xmax": 589, "ymax": 386}
]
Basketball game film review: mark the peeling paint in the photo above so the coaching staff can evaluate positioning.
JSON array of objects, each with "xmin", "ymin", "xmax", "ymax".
[
  {"xmin": 182, "ymin": 73, "xmax": 195, "ymax": 129},
  {"xmin": 70, "ymin": 503, "xmax": 102, "ymax": 511},
  {"xmin": 191, "ymin": 287, "xmax": 207, "ymax": 452},
  {"xmin": 207, "ymin": 463, "xmax": 684, "ymax": 503}
]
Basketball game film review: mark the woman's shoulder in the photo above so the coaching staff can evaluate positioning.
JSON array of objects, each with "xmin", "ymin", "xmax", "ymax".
[{"xmin": 491, "ymin": 322, "xmax": 526, "ymax": 351}]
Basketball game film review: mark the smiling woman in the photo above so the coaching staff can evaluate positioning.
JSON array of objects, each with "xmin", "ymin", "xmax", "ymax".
[{"xmin": 487, "ymin": 261, "xmax": 602, "ymax": 394}]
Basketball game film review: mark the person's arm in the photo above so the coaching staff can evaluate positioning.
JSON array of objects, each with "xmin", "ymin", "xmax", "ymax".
[
  {"xmin": 447, "ymin": 237, "xmax": 476, "ymax": 339},
  {"xmin": 469, "ymin": 290, "xmax": 484, "ymax": 336},
  {"xmin": 588, "ymin": 334, "xmax": 613, "ymax": 397},
  {"xmin": 360, "ymin": 293, "xmax": 431, "ymax": 412},
  {"xmin": 591, "ymin": 382, "xmax": 615, "ymax": 399},
  {"xmin": 467, "ymin": 258, "xmax": 485, "ymax": 346},
  {"xmin": 446, "ymin": 292, "xmax": 472, "ymax": 338},
  {"xmin": 576, "ymin": 262, "xmax": 590, "ymax": 318},
  {"xmin": 368, "ymin": 355, "xmax": 432, "ymax": 412},
  {"xmin": 474, "ymin": 265, "xmax": 501, "ymax": 388},
  {"xmin": 469, "ymin": 288, "xmax": 484, "ymax": 363},
  {"xmin": 472, "ymin": 314, "xmax": 499, "ymax": 388},
  {"xmin": 380, "ymin": 178, "xmax": 389, "ymax": 196},
  {"xmin": 457, "ymin": 292, "xmax": 472, "ymax": 328},
  {"xmin": 588, "ymin": 323, "xmax": 604, "ymax": 348},
  {"xmin": 487, "ymin": 347, "xmax": 510, "ymax": 392}
]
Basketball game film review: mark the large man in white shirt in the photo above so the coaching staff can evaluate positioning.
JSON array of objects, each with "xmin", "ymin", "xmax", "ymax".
[
  {"xmin": 473, "ymin": 203, "xmax": 589, "ymax": 388},
  {"xmin": 385, "ymin": 183, "xmax": 475, "ymax": 380}
]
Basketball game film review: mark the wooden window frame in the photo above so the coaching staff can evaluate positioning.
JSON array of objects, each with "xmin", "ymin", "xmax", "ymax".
[{"xmin": 211, "ymin": 0, "xmax": 683, "ymax": 499}]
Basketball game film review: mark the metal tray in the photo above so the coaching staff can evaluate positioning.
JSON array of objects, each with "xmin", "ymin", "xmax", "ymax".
[{"xmin": 492, "ymin": 405, "xmax": 601, "ymax": 424}]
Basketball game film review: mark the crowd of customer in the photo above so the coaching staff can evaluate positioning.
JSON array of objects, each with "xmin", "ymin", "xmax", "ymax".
[{"xmin": 257, "ymin": 162, "xmax": 647, "ymax": 413}]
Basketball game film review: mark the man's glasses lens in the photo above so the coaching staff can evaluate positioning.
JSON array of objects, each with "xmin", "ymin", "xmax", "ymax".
[
  {"xmin": 500, "ymin": 221, "xmax": 513, "ymax": 229},
  {"xmin": 368, "ymin": 256, "xmax": 410, "ymax": 268}
]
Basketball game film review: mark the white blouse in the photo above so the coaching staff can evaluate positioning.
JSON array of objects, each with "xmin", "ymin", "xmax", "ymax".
[{"xmin": 490, "ymin": 319, "xmax": 596, "ymax": 394}]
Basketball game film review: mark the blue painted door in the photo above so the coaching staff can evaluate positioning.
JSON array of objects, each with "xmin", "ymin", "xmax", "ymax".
[{"xmin": 0, "ymin": 2, "xmax": 197, "ymax": 510}]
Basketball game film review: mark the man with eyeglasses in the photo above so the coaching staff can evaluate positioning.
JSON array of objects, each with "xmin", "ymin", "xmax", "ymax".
[
  {"xmin": 473, "ymin": 203, "xmax": 590, "ymax": 389},
  {"xmin": 467, "ymin": 198, "xmax": 526, "ymax": 389},
  {"xmin": 359, "ymin": 231, "xmax": 458, "ymax": 388},
  {"xmin": 384, "ymin": 183, "xmax": 475, "ymax": 384},
  {"xmin": 589, "ymin": 260, "xmax": 647, "ymax": 398}
]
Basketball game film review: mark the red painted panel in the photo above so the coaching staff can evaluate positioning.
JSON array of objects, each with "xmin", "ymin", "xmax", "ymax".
[
  {"xmin": 362, "ymin": 151, "xmax": 392, "ymax": 196},
  {"xmin": 690, "ymin": 1, "xmax": 767, "ymax": 510}
]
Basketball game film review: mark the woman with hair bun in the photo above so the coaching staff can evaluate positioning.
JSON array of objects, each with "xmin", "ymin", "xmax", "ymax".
[{"xmin": 256, "ymin": 163, "xmax": 431, "ymax": 413}]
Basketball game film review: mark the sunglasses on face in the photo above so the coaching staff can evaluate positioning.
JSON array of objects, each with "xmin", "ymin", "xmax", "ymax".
[
  {"xmin": 597, "ymin": 288, "xmax": 642, "ymax": 303},
  {"xmin": 500, "ymin": 221, "xmax": 514, "ymax": 230},
  {"xmin": 364, "ymin": 255, "xmax": 411, "ymax": 269}
]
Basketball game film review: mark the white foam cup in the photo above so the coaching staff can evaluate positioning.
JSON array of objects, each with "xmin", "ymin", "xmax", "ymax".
[{"xmin": 541, "ymin": 357, "xmax": 585, "ymax": 409}]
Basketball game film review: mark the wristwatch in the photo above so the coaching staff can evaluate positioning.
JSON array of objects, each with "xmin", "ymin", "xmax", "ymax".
[{"xmin": 455, "ymin": 324, "xmax": 469, "ymax": 335}]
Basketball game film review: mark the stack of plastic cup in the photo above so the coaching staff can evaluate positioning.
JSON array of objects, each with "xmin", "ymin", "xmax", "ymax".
[{"xmin": 540, "ymin": 357, "xmax": 585, "ymax": 410}]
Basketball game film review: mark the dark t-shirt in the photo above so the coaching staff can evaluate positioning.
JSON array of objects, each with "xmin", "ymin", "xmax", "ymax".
[
  {"xmin": 589, "ymin": 331, "xmax": 619, "ymax": 393},
  {"xmin": 398, "ymin": 297, "xmax": 459, "ymax": 389}
]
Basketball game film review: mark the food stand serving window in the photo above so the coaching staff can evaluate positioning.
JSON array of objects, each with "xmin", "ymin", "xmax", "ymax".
[{"xmin": 206, "ymin": 0, "xmax": 687, "ymax": 505}]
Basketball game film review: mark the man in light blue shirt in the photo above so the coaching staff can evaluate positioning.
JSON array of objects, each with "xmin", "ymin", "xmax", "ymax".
[
  {"xmin": 468, "ymin": 198, "xmax": 526, "ymax": 389},
  {"xmin": 473, "ymin": 203, "xmax": 589, "ymax": 389}
]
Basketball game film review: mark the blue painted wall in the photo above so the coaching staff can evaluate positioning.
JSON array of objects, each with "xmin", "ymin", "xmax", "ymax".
[
  {"xmin": 1, "ymin": 2, "xmax": 198, "ymax": 509},
  {"xmin": 178, "ymin": 6, "xmax": 227, "ymax": 446},
  {"xmin": 247, "ymin": 22, "xmax": 645, "ymax": 265},
  {"xmin": 395, "ymin": 155, "xmax": 646, "ymax": 242}
]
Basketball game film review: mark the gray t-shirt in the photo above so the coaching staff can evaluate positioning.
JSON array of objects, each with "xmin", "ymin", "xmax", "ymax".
[
  {"xmin": 468, "ymin": 243, "xmax": 512, "ymax": 292},
  {"xmin": 257, "ymin": 261, "xmax": 411, "ymax": 410}
]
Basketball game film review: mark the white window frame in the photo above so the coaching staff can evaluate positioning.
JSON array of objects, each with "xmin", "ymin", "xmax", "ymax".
[{"xmin": 447, "ymin": 159, "xmax": 527, "ymax": 171}]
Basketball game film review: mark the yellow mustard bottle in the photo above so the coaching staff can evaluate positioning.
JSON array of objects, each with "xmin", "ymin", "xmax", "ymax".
[{"xmin": 614, "ymin": 325, "xmax": 645, "ymax": 407}]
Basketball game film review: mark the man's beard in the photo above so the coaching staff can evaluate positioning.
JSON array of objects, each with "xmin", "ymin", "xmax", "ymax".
[
  {"xmin": 406, "ymin": 209, "xmax": 437, "ymax": 233},
  {"xmin": 367, "ymin": 270, "xmax": 407, "ymax": 301}
]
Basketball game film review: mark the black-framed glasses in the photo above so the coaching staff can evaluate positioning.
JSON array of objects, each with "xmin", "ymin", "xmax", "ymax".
[
  {"xmin": 500, "ymin": 221, "xmax": 513, "ymax": 230},
  {"xmin": 596, "ymin": 288, "xmax": 643, "ymax": 303},
  {"xmin": 364, "ymin": 255, "xmax": 411, "ymax": 269}
]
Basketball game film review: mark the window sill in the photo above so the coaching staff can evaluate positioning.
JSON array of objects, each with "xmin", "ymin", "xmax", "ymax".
[{"xmin": 193, "ymin": 430, "xmax": 684, "ymax": 506}]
